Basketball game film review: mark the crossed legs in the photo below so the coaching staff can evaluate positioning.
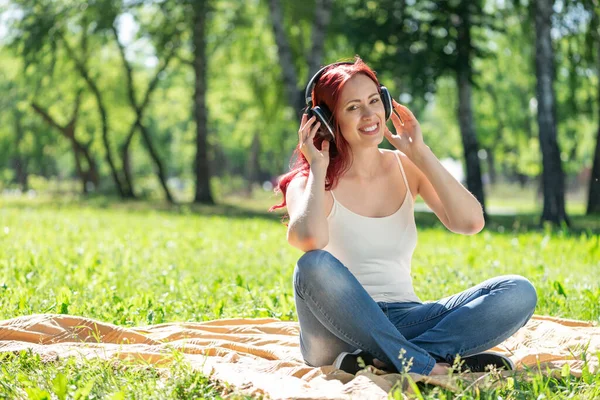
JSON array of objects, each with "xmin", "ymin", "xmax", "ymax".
[{"xmin": 293, "ymin": 250, "xmax": 537, "ymax": 375}]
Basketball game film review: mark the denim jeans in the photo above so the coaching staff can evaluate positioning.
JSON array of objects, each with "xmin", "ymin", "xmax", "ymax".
[{"xmin": 293, "ymin": 250, "xmax": 537, "ymax": 375}]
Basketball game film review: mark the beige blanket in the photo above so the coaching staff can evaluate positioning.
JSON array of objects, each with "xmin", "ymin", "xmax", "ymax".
[{"xmin": 0, "ymin": 314, "xmax": 597, "ymax": 399}]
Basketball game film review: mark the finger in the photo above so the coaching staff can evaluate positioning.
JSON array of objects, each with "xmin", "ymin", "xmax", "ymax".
[
  {"xmin": 397, "ymin": 103, "xmax": 416, "ymax": 120},
  {"xmin": 298, "ymin": 114, "xmax": 308, "ymax": 139},
  {"xmin": 391, "ymin": 111, "xmax": 405, "ymax": 128},
  {"xmin": 384, "ymin": 126, "xmax": 401, "ymax": 140},
  {"xmin": 392, "ymin": 101, "xmax": 415, "ymax": 123},
  {"xmin": 308, "ymin": 121, "xmax": 321, "ymax": 140},
  {"xmin": 300, "ymin": 114, "xmax": 315, "ymax": 131},
  {"xmin": 300, "ymin": 116, "xmax": 317, "ymax": 140},
  {"xmin": 321, "ymin": 139, "xmax": 330, "ymax": 152}
]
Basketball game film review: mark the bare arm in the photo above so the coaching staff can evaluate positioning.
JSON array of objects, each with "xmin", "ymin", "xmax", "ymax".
[
  {"xmin": 410, "ymin": 146, "xmax": 484, "ymax": 234},
  {"xmin": 286, "ymin": 113, "xmax": 331, "ymax": 251},
  {"xmin": 286, "ymin": 166, "xmax": 329, "ymax": 251},
  {"xmin": 385, "ymin": 100, "xmax": 484, "ymax": 234}
]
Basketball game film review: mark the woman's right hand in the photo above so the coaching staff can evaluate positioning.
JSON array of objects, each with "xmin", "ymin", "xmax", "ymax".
[{"xmin": 298, "ymin": 113, "xmax": 330, "ymax": 171}]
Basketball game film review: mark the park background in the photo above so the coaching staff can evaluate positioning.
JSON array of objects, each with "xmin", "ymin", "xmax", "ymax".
[{"xmin": 0, "ymin": 0, "xmax": 599, "ymax": 398}]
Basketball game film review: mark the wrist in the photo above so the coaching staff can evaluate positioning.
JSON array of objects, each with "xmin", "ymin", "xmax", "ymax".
[
  {"xmin": 409, "ymin": 143, "xmax": 432, "ymax": 167},
  {"xmin": 309, "ymin": 162, "xmax": 328, "ymax": 178}
]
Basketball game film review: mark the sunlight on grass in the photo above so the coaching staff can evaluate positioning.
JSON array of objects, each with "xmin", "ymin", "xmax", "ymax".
[{"xmin": 0, "ymin": 197, "xmax": 598, "ymax": 398}]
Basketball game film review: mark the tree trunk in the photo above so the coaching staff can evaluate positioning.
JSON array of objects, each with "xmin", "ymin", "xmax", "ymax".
[
  {"xmin": 138, "ymin": 123, "xmax": 174, "ymax": 203},
  {"xmin": 71, "ymin": 141, "xmax": 88, "ymax": 194},
  {"xmin": 455, "ymin": 11, "xmax": 487, "ymax": 216},
  {"xmin": 30, "ymin": 102, "xmax": 98, "ymax": 195},
  {"xmin": 587, "ymin": 35, "xmax": 600, "ymax": 214},
  {"xmin": 12, "ymin": 110, "xmax": 29, "ymax": 191},
  {"xmin": 112, "ymin": 25, "xmax": 176, "ymax": 203},
  {"xmin": 61, "ymin": 36, "xmax": 128, "ymax": 198},
  {"xmin": 245, "ymin": 132, "xmax": 261, "ymax": 197},
  {"xmin": 192, "ymin": 1, "xmax": 214, "ymax": 204},
  {"xmin": 267, "ymin": 0, "xmax": 304, "ymax": 118},
  {"xmin": 306, "ymin": 0, "xmax": 334, "ymax": 80},
  {"xmin": 120, "ymin": 127, "xmax": 137, "ymax": 197},
  {"xmin": 73, "ymin": 135, "xmax": 99, "ymax": 190},
  {"xmin": 485, "ymin": 147, "xmax": 497, "ymax": 185},
  {"xmin": 535, "ymin": 0, "xmax": 569, "ymax": 225},
  {"xmin": 588, "ymin": 125, "xmax": 600, "ymax": 214}
]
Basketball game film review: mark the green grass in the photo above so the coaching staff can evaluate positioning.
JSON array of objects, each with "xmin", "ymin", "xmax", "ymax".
[{"xmin": 0, "ymin": 195, "xmax": 599, "ymax": 399}]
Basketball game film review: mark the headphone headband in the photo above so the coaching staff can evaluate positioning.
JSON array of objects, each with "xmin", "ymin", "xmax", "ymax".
[{"xmin": 304, "ymin": 62, "xmax": 354, "ymax": 108}]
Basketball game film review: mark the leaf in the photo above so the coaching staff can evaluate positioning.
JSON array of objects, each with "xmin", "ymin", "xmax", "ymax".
[
  {"xmin": 74, "ymin": 378, "xmax": 96, "ymax": 400},
  {"xmin": 553, "ymin": 281, "xmax": 568, "ymax": 298},
  {"xmin": 235, "ymin": 274, "xmax": 244, "ymax": 287},
  {"xmin": 52, "ymin": 373, "xmax": 68, "ymax": 400},
  {"xmin": 24, "ymin": 388, "xmax": 52, "ymax": 400},
  {"xmin": 581, "ymin": 363, "xmax": 593, "ymax": 384},
  {"xmin": 560, "ymin": 362, "xmax": 570, "ymax": 378}
]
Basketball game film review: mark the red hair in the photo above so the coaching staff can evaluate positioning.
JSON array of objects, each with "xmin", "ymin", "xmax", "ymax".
[{"xmin": 269, "ymin": 56, "xmax": 382, "ymax": 221}]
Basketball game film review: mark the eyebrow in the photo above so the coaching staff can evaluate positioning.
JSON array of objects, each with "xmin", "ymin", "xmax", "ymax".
[{"xmin": 345, "ymin": 92, "xmax": 380, "ymax": 106}]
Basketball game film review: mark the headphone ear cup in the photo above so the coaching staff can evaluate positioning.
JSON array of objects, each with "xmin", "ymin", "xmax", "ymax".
[
  {"xmin": 380, "ymin": 86, "xmax": 393, "ymax": 121},
  {"xmin": 310, "ymin": 105, "xmax": 336, "ymax": 142}
]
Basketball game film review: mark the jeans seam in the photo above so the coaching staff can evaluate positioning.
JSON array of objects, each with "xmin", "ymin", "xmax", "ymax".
[
  {"xmin": 423, "ymin": 355, "xmax": 436, "ymax": 375},
  {"xmin": 397, "ymin": 288, "xmax": 488, "ymax": 328},
  {"xmin": 298, "ymin": 285, "xmax": 374, "ymax": 357}
]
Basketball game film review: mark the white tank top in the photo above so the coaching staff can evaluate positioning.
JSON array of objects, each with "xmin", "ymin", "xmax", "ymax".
[{"xmin": 323, "ymin": 152, "xmax": 421, "ymax": 303}]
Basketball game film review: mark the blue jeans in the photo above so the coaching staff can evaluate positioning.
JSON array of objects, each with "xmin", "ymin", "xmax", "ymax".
[{"xmin": 293, "ymin": 250, "xmax": 537, "ymax": 375}]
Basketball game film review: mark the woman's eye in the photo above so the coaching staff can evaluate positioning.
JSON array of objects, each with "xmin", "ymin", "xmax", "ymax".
[
  {"xmin": 347, "ymin": 106, "xmax": 358, "ymax": 111},
  {"xmin": 371, "ymin": 98, "xmax": 380, "ymax": 104}
]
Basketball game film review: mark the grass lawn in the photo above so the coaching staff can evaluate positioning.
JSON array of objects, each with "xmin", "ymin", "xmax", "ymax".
[{"xmin": 0, "ymin": 193, "xmax": 599, "ymax": 399}]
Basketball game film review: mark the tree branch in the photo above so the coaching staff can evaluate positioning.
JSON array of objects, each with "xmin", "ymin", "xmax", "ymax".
[
  {"xmin": 111, "ymin": 24, "xmax": 138, "ymax": 112},
  {"xmin": 30, "ymin": 103, "xmax": 67, "ymax": 135}
]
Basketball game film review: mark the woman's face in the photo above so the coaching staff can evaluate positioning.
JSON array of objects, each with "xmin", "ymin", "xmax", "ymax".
[{"xmin": 335, "ymin": 73, "xmax": 385, "ymax": 148}]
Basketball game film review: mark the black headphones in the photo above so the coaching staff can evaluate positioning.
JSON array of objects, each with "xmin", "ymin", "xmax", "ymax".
[{"xmin": 304, "ymin": 61, "xmax": 393, "ymax": 142}]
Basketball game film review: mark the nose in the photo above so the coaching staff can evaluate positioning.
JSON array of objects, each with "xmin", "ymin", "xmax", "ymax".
[{"xmin": 361, "ymin": 106, "xmax": 376, "ymax": 119}]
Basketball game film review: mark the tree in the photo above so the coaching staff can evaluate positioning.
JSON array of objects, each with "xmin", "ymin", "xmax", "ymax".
[
  {"xmin": 534, "ymin": 0, "xmax": 570, "ymax": 225},
  {"xmin": 31, "ymin": 92, "xmax": 99, "ymax": 194},
  {"xmin": 333, "ymin": 0, "xmax": 491, "ymax": 215},
  {"xmin": 267, "ymin": 0, "xmax": 334, "ymax": 120},
  {"xmin": 584, "ymin": 0, "xmax": 600, "ymax": 214},
  {"xmin": 110, "ymin": 22, "xmax": 179, "ymax": 203},
  {"xmin": 451, "ymin": 2, "xmax": 487, "ymax": 215},
  {"xmin": 191, "ymin": 0, "xmax": 214, "ymax": 204}
]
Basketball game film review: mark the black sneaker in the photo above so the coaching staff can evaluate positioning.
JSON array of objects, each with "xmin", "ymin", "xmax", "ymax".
[
  {"xmin": 333, "ymin": 349, "xmax": 377, "ymax": 374},
  {"xmin": 455, "ymin": 352, "xmax": 514, "ymax": 373}
]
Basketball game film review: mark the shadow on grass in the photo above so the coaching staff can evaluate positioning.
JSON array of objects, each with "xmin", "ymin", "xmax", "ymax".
[
  {"xmin": 413, "ymin": 210, "xmax": 600, "ymax": 235},
  {"xmin": 2, "ymin": 194, "xmax": 285, "ymax": 222},
  {"xmin": 4, "ymin": 195, "xmax": 600, "ymax": 235}
]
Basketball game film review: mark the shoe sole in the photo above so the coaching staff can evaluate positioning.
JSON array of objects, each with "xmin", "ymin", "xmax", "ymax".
[
  {"xmin": 333, "ymin": 349, "xmax": 362, "ymax": 370},
  {"xmin": 460, "ymin": 351, "xmax": 514, "ymax": 372}
]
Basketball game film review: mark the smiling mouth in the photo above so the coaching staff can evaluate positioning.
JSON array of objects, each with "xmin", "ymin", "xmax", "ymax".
[{"xmin": 359, "ymin": 122, "xmax": 379, "ymax": 135}]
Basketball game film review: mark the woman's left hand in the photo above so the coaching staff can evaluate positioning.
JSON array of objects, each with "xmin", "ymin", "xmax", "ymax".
[{"xmin": 383, "ymin": 100, "xmax": 426, "ymax": 160}]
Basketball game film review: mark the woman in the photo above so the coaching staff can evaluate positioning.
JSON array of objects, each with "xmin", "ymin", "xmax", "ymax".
[{"xmin": 270, "ymin": 57, "xmax": 537, "ymax": 376}]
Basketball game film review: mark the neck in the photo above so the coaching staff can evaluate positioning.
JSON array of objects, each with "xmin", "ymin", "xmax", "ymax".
[{"xmin": 345, "ymin": 147, "xmax": 383, "ymax": 180}]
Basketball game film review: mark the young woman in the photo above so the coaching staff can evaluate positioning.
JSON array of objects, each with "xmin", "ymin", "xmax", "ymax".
[{"xmin": 270, "ymin": 57, "xmax": 537, "ymax": 376}]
